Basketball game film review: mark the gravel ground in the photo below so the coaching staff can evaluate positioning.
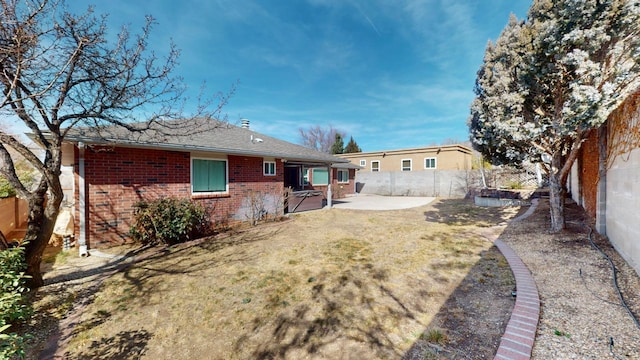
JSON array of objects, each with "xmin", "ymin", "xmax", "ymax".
[{"xmin": 500, "ymin": 199, "xmax": 640, "ymax": 359}]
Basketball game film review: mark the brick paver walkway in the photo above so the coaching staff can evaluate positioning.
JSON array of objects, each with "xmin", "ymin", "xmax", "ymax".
[{"xmin": 478, "ymin": 199, "xmax": 541, "ymax": 360}]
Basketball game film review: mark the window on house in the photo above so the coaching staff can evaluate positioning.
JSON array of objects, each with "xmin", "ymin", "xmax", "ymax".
[
  {"xmin": 401, "ymin": 159, "xmax": 412, "ymax": 171},
  {"xmin": 312, "ymin": 168, "xmax": 329, "ymax": 185},
  {"xmin": 359, "ymin": 159, "xmax": 366, "ymax": 166},
  {"xmin": 263, "ymin": 161, "xmax": 276, "ymax": 176},
  {"xmin": 371, "ymin": 161, "xmax": 380, "ymax": 172},
  {"xmin": 425, "ymin": 157, "xmax": 437, "ymax": 169},
  {"xmin": 192, "ymin": 158, "xmax": 227, "ymax": 193},
  {"xmin": 337, "ymin": 169, "xmax": 349, "ymax": 183}
]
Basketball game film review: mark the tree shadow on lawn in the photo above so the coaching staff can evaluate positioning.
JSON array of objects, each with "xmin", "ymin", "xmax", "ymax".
[
  {"xmin": 230, "ymin": 199, "xmax": 523, "ymax": 359},
  {"xmin": 113, "ymin": 226, "xmax": 284, "ymax": 308},
  {"xmin": 32, "ymin": 225, "xmax": 282, "ymax": 359},
  {"xmin": 403, "ymin": 198, "xmax": 526, "ymax": 359},
  {"xmin": 423, "ymin": 198, "xmax": 520, "ymax": 227},
  {"xmin": 63, "ymin": 329, "xmax": 152, "ymax": 360},
  {"xmin": 235, "ymin": 261, "xmax": 429, "ymax": 359},
  {"xmin": 236, "ymin": 246, "xmax": 516, "ymax": 360},
  {"xmin": 402, "ymin": 245, "xmax": 516, "ymax": 359}
]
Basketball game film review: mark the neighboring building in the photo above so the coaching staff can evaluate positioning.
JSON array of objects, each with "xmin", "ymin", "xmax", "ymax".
[
  {"xmin": 337, "ymin": 145, "xmax": 473, "ymax": 198},
  {"xmin": 338, "ymin": 144, "xmax": 473, "ymax": 173},
  {"xmin": 56, "ymin": 119, "xmax": 351, "ymax": 250},
  {"xmin": 568, "ymin": 89, "xmax": 640, "ymax": 276}
]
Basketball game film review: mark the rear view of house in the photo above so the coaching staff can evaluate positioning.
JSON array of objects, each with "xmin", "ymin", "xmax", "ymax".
[{"xmin": 58, "ymin": 119, "xmax": 353, "ymax": 252}]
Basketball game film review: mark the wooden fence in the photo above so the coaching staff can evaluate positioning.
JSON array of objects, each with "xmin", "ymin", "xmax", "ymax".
[{"xmin": 0, "ymin": 197, "xmax": 28, "ymax": 239}]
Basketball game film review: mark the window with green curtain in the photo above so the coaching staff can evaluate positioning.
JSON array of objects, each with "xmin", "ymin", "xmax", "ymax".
[
  {"xmin": 192, "ymin": 158, "xmax": 227, "ymax": 192},
  {"xmin": 312, "ymin": 168, "xmax": 329, "ymax": 185}
]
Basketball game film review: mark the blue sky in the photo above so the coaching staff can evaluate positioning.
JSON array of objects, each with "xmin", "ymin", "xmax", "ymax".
[{"xmin": 74, "ymin": 1, "xmax": 531, "ymax": 152}]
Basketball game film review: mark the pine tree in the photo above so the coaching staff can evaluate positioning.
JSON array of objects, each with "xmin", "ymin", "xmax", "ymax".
[
  {"xmin": 344, "ymin": 136, "xmax": 362, "ymax": 153},
  {"xmin": 330, "ymin": 133, "xmax": 345, "ymax": 154},
  {"xmin": 469, "ymin": 0, "xmax": 640, "ymax": 232}
]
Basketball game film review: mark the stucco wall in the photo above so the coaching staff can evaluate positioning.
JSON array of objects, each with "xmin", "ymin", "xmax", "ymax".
[
  {"xmin": 355, "ymin": 170, "xmax": 472, "ymax": 198},
  {"xmin": 339, "ymin": 145, "xmax": 472, "ymax": 172},
  {"xmin": 606, "ymin": 147, "xmax": 640, "ymax": 275}
]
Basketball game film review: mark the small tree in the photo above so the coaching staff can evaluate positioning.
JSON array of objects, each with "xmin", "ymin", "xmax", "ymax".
[
  {"xmin": 330, "ymin": 133, "xmax": 344, "ymax": 154},
  {"xmin": 0, "ymin": 0, "xmax": 230, "ymax": 287},
  {"xmin": 469, "ymin": 1, "xmax": 640, "ymax": 232},
  {"xmin": 344, "ymin": 136, "xmax": 362, "ymax": 153}
]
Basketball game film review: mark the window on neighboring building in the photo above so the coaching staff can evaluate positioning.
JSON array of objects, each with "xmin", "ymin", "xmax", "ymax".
[
  {"xmin": 192, "ymin": 158, "xmax": 227, "ymax": 193},
  {"xmin": 401, "ymin": 159, "xmax": 412, "ymax": 171},
  {"xmin": 337, "ymin": 169, "xmax": 349, "ymax": 183},
  {"xmin": 312, "ymin": 168, "xmax": 329, "ymax": 185},
  {"xmin": 263, "ymin": 161, "xmax": 276, "ymax": 176},
  {"xmin": 371, "ymin": 161, "xmax": 380, "ymax": 172},
  {"xmin": 359, "ymin": 159, "xmax": 366, "ymax": 166},
  {"xmin": 425, "ymin": 157, "xmax": 437, "ymax": 169}
]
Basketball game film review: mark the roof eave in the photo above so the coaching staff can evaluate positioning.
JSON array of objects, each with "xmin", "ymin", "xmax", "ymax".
[{"xmin": 64, "ymin": 135, "xmax": 349, "ymax": 164}]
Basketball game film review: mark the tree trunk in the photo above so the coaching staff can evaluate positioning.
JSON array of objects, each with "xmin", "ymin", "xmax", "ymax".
[
  {"xmin": 0, "ymin": 230, "xmax": 8, "ymax": 250},
  {"xmin": 548, "ymin": 173, "xmax": 566, "ymax": 233},
  {"xmin": 23, "ymin": 190, "xmax": 62, "ymax": 288}
]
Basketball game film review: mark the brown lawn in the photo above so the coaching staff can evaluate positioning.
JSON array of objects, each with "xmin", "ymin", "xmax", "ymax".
[{"xmin": 26, "ymin": 199, "xmax": 520, "ymax": 359}]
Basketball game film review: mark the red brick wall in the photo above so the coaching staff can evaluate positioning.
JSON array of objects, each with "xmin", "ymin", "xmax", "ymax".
[
  {"xmin": 74, "ymin": 146, "xmax": 284, "ymax": 247},
  {"xmin": 577, "ymin": 130, "xmax": 600, "ymax": 219},
  {"xmin": 306, "ymin": 168, "xmax": 356, "ymax": 199}
]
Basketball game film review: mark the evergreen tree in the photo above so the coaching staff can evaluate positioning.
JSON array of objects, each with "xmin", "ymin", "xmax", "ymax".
[
  {"xmin": 469, "ymin": 0, "xmax": 640, "ymax": 232},
  {"xmin": 330, "ymin": 133, "xmax": 344, "ymax": 154},
  {"xmin": 344, "ymin": 136, "xmax": 362, "ymax": 153}
]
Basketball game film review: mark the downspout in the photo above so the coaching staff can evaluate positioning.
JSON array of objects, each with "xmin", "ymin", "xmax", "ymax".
[
  {"xmin": 326, "ymin": 164, "xmax": 332, "ymax": 208},
  {"xmin": 78, "ymin": 142, "xmax": 88, "ymax": 256}
]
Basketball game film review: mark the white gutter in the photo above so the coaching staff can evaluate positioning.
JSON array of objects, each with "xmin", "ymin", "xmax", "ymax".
[{"xmin": 78, "ymin": 142, "xmax": 88, "ymax": 256}]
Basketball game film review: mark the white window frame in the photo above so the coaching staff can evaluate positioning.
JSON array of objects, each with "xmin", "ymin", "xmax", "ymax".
[
  {"xmin": 359, "ymin": 159, "xmax": 366, "ymax": 167},
  {"xmin": 191, "ymin": 156, "xmax": 229, "ymax": 195},
  {"xmin": 424, "ymin": 157, "xmax": 437, "ymax": 169},
  {"xmin": 401, "ymin": 159, "xmax": 412, "ymax": 172},
  {"xmin": 371, "ymin": 160, "xmax": 380, "ymax": 172},
  {"xmin": 337, "ymin": 169, "xmax": 349, "ymax": 183},
  {"xmin": 263, "ymin": 160, "xmax": 276, "ymax": 176}
]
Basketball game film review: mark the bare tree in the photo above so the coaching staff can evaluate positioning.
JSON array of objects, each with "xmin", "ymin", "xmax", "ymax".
[
  {"xmin": 298, "ymin": 125, "xmax": 343, "ymax": 153},
  {"xmin": 0, "ymin": 0, "xmax": 231, "ymax": 287}
]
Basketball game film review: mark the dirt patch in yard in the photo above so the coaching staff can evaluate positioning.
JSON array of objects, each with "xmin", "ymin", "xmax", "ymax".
[{"xmin": 21, "ymin": 199, "xmax": 522, "ymax": 359}]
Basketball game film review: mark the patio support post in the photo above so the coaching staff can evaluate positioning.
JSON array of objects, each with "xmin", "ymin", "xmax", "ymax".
[{"xmin": 326, "ymin": 163, "xmax": 332, "ymax": 208}]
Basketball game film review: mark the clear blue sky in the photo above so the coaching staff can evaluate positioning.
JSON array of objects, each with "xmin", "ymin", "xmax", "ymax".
[{"xmin": 75, "ymin": 1, "xmax": 531, "ymax": 152}]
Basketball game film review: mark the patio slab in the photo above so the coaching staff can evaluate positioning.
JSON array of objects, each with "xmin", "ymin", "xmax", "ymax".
[{"xmin": 330, "ymin": 194, "xmax": 436, "ymax": 211}]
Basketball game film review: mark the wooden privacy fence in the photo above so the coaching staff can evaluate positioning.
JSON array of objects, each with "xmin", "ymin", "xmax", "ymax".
[{"xmin": 0, "ymin": 196, "xmax": 28, "ymax": 240}]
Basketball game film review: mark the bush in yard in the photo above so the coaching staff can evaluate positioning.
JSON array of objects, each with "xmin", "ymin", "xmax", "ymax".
[
  {"xmin": 130, "ymin": 198, "xmax": 211, "ymax": 246},
  {"xmin": 0, "ymin": 245, "xmax": 32, "ymax": 359}
]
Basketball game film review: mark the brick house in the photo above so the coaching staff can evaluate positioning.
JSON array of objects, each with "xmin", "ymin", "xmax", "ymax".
[{"xmin": 58, "ymin": 119, "xmax": 353, "ymax": 252}]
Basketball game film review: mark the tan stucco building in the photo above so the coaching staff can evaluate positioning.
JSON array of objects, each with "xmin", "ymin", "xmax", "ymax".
[{"xmin": 338, "ymin": 144, "xmax": 473, "ymax": 173}]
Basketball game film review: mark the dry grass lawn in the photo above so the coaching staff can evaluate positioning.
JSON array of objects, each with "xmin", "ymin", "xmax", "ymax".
[{"xmin": 29, "ymin": 199, "xmax": 520, "ymax": 359}]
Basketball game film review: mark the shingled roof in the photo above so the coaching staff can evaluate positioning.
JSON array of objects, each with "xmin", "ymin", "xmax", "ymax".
[{"xmin": 63, "ymin": 119, "xmax": 348, "ymax": 164}]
